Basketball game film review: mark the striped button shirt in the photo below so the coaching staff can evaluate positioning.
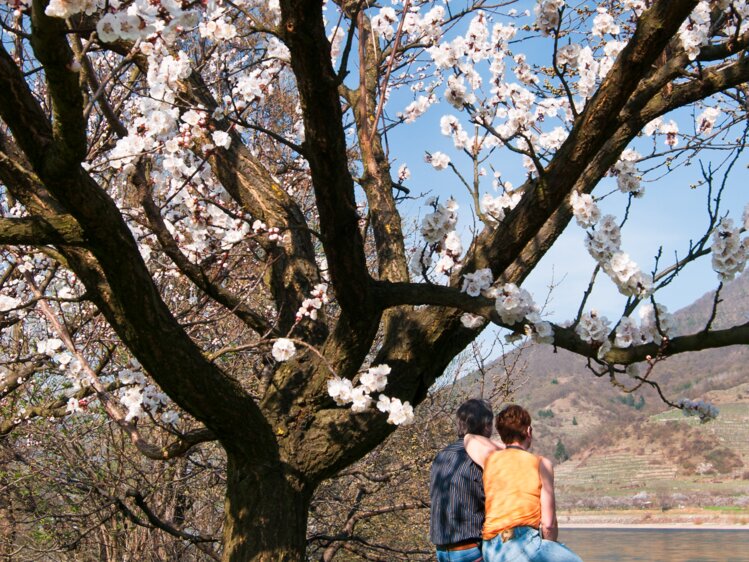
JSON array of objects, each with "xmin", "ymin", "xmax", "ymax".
[{"xmin": 429, "ymin": 439, "xmax": 485, "ymax": 546}]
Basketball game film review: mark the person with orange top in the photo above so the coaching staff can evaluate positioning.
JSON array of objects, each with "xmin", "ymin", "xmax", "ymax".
[{"xmin": 464, "ymin": 405, "xmax": 582, "ymax": 562}]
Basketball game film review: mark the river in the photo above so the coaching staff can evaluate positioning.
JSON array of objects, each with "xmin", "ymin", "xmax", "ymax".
[{"xmin": 560, "ymin": 528, "xmax": 749, "ymax": 561}]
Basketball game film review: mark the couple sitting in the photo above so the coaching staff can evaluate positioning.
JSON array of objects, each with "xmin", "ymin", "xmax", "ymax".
[{"xmin": 429, "ymin": 399, "xmax": 582, "ymax": 562}]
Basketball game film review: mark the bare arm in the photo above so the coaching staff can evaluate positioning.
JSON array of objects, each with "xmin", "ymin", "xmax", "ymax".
[
  {"xmin": 463, "ymin": 434, "xmax": 503, "ymax": 469},
  {"xmin": 539, "ymin": 456, "xmax": 558, "ymax": 542}
]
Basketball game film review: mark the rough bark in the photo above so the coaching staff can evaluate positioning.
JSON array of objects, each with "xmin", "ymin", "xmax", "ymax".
[{"xmin": 221, "ymin": 455, "xmax": 312, "ymax": 562}]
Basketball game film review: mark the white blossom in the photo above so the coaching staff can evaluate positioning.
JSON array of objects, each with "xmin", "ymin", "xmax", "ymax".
[
  {"xmin": 613, "ymin": 149, "xmax": 644, "ymax": 196},
  {"xmin": 350, "ymin": 386, "xmax": 373, "ymax": 413},
  {"xmin": 211, "ymin": 130, "xmax": 231, "ymax": 149},
  {"xmin": 677, "ymin": 398, "xmax": 719, "ymax": 423},
  {"xmin": 384, "ymin": 397, "xmax": 415, "ymax": 425},
  {"xmin": 461, "ymin": 313, "xmax": 486, "ymax": 329},
  {"xmin": 592, "ymin": 8, "xmax": 620, "ymax": 37},
  {"xmin": 327, "ymin": 376, "xmax": 354, "ymax": 405},
  {"xmin": 461, "ymin": 268, "xmax": 494, "ymax": 297},
  {"xmin": 272, "ymin": 338, "xmax": 296, "ymax": 362},
  {"xmin": 0, "ymin": 295, "xmax": 22, "ymax": 312},
  {"xmin": 495, "ymin": 283, "xmax": 537, "ymax": 325},
  {"xmin": 427, "ymin": 151, "xmax": 451, "ymax": 171},
  {"xmin": 678, "ymin": 2, "xmax": 712, "ymax": 60},
  {"xmin": 711, "ymin": 218, "xmax": 747, "ymax": 281},
  {"xmin": 639, "ymin": 303, "xmax": 676, "ymax": 343},
  {"xmin": 481, "ymin": 191, "xmax": 521, "ymax": 222},
  {"xmin": 697, "ymin": 106, "xmax": 721, "ymax": 135},
  {"xmin": 615, "ymin": 317, "xmax": 640, "ymax": 348},
  {"xmin": 660, "ymin": 120, "xmax": 680, "ymax": 147},
  {"xmin": 66, "ymin": 397, "xmax": 83, "ymax": 414},
  {"xmin": 570, "ymin": 191, "xmax": 600, "ymax": 228},
  {"xmin": 359, "ymin": 364, "xmax": 390, "ymax": 394},
  {"xmin": 534, "ymin": 0, "xmax": 564, "ymax": 36},
  {"xmin": 161, "ymin": 410, "xmax": 180, "ymax": 425},
  {"xmin": 371, "ymin": 7, "xmax": 397, "ymax": 40},
  {"xmin": 576, "ymin": 310, "xmax": 610, "ymax": 343},
  {"xmin": 585, "ymin": 215, "xmax": 621, "ymax": 262},
  {"xmin": 37, "ymin": 338, "xmax": 64, "ymax": 355}
]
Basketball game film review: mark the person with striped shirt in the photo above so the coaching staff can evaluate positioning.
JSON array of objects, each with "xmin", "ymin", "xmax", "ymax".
[{"xmin": 430, "ymin": 399, "xmax": 502, "ymax": 561}]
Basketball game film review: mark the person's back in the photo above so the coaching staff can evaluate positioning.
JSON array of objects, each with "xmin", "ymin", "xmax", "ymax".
[
  {"xmin": 482, "ymin": 447, "xmax": 542, "ymax": 539},
  {"xmin": 430, "ymin": 399, "xmax": 495, "ymax": 561}
]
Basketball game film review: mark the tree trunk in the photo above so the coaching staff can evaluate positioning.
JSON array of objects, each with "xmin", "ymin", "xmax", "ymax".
[{"xmin": 222, "ymin": 455, "xmax": 312, "ymax": 562}]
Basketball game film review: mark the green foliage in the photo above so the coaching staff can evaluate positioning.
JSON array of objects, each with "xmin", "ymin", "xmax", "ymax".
[
  {"xmin": 551, "ymin": 378, "xmax": 558, "ymax": 385},
  {"xmin": 615, "ymin": 393, "xmax": 645, "ymax": 410},
  {"xmin": 572, "ymin": 416, "xmax": 578, "ymax": 426},
  {"xmin": 537, "ymin": 408, "xmax": 554, "ymax": 419},
  {"xmin": 554, "ymin": 439, "xmax": 570, "ymax": 462}
]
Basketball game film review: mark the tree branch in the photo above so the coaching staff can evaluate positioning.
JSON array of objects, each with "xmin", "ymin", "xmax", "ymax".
[{"xmin": 0, "ymin": 215, "xmax": 85, "ymax": 246}]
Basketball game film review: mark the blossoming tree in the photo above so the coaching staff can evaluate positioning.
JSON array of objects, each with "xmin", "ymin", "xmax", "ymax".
[{"xmin": 1, "ymin": 0, "xmax": 749, "ymax": 558}]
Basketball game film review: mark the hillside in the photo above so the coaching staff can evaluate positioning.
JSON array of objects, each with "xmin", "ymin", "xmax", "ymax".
[{"xmin": 489, "ymin": 272, "xmax": 749, "ymax": 509}]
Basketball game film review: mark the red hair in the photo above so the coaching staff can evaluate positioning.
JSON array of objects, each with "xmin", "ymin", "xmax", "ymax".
[{"xmin": 495, "ymin": 404, "xmax": 531, "ymax": 444}]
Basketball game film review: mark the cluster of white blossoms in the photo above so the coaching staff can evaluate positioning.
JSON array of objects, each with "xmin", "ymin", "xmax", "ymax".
[
  {"xmin": 678, "ymin": 1, "xmax": 712, "ymax": 60},
  {"xmin": 494, "ymin": 283, "xmax": 536, "ymax": 324},
  {"xmin": 697, "ymin": 106, "xmax": 721, "ymax": 135},
  {"xmin": 327, "ymin": 365, "xmax": 415, "ymax": 425},
  {"xmin": 426, "ymin": 151, "xmax": 451, "ymax": 171},
  {"xmin": 613, "ymin": 149, "xmax": 644, "ymax": 197},
  {"xmin": 614, "ymin": 304, "xmax": 676, "ymax": 347},
  {"xmin": 579, "ymin": 211, "xmax": 652, "ymax": 298},
  {"xmin": 118, "ymin": 367, "xmax": 176, "ymax": 425},
  {"xmin": 481, "ymin": 190, "xmax": 522, "ymax": 223},
  {"xmin": 639, "ymin": 303, "xmax": 676, "ymax": 343},
  {"xmin": 412, "ymin": 198, "xmax": 462, "ymax": 277},
  {"xmin": 271, "ymin": 338, "xmax": 296, "ymax": 362},
  {"xmin": 677, "ymin": 398, "xmax": 719, "ymax": 423},
  {"xmin": 460, "ymin": 313, "xmax": 486, "ymax": 330},
  {"xmin": 251, "ymin": 220, "xmax": 281, "ymax": 242},
  {"xmin": 295, "ymin": 283, "xmax": 330, "ymax": 322},
  {"xmin": 440, "ymin": 115, "xmax": 471, "ymax": 150},
  {"xmin": 400, "ymin": 94, "xmax": 437, "ymax": 123},
  {"xmin": 575, "ymin": 310, "xmax": 610, "ymax": 344},
  {"xmin": 711, "ymin": 218, "xmax": 748, "ymax": 281},
  {"xmin": 569, "ymin": 191, "xmax": 600, "ymax": 228},
  {"xmin": 591, "ymin": 7, "xmax": 619, "ymax": 37},
  {"xmin": 534, "ymin": 0, "xmax": 564, "ymax": 36},
  {"xmin": 461, "ymin": 268, "xmax": 494, "ymax": 297},
  {"xmin": 370, "ymin": 3, "xmax": 445, "ymax": 45},
  {"xmin": 420, "ymin": 198, "xmax": 459, "ymax": 243},
  {"xmin": 607, "ymin": 252, "xmax": 653, "ymax": 297},
  {"xmin": 493, "ymin": 283, "xmax": 553, "ymax": 344}
]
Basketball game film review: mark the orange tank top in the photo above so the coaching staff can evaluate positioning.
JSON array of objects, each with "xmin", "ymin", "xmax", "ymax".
[{"xmin": 482, "ymin": 447, "xmax": 542, "ymax": 540}]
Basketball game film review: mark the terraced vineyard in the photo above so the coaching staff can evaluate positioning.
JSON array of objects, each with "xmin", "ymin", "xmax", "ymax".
[
  {"xmin": 652, "ymin": 402, "xmax": 749, "ymax": 470},
  {"xmin": 554, "ymin": 402, "xmax": 749, "ymax": 507},
  {"xmin": 556, "ymin": 453, "xmax": 678, "ymax": 497}
]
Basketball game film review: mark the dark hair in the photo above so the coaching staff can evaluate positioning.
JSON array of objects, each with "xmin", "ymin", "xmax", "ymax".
[
  {"xmin": 456, "ymin": 399, "xmax": 493, "ymax": 438},
  {"xmin": 495, "ymin": 404, "xmax": 531, "ymax": 444}
]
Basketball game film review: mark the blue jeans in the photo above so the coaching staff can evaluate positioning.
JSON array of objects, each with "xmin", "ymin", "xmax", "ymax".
[
  {"xmin": 436, "ymin": 545, "xmax": 483, "ymax": 562},
  {"xmin": 482, "ymin": 526, "xmax": 582, "ymax": 562}
]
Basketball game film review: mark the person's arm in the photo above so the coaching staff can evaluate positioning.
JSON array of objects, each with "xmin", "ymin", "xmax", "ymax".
[
  {"xmin": 463, "ymin": 434, "xmax": 503, "ymax": 468},
  {"xmin": 539, "ymin": 456, "xmax": 559, "ymax": 542}
]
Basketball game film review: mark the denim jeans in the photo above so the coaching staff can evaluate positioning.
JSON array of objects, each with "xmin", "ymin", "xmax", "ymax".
[
  {"xmin": 482, "ymin": 526, "xmax": 582, "ymax": 562},
  {"xmin": 436, "ymin": 545, "xmax": 483, "ymax": 562}
]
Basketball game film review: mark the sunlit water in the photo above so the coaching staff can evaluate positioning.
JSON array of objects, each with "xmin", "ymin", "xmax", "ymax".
[{"xmin": 560, "ymin": 528, "xmax": 749, "ymax": 561}]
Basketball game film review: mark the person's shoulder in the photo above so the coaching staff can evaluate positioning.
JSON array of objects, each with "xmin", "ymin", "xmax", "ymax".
[
  {"xmin": 433, "ymin": 441, "xmax": 464, "ymax": 460},
  {"xmin": 537, "ymin": 455, "xmax": 554, "ymax": 471}
]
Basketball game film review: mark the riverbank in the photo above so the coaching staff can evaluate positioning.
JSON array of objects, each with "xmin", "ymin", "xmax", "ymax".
[{"xmin": 560, "ymin": 507, "xmax": 749, "ymax": 529}]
